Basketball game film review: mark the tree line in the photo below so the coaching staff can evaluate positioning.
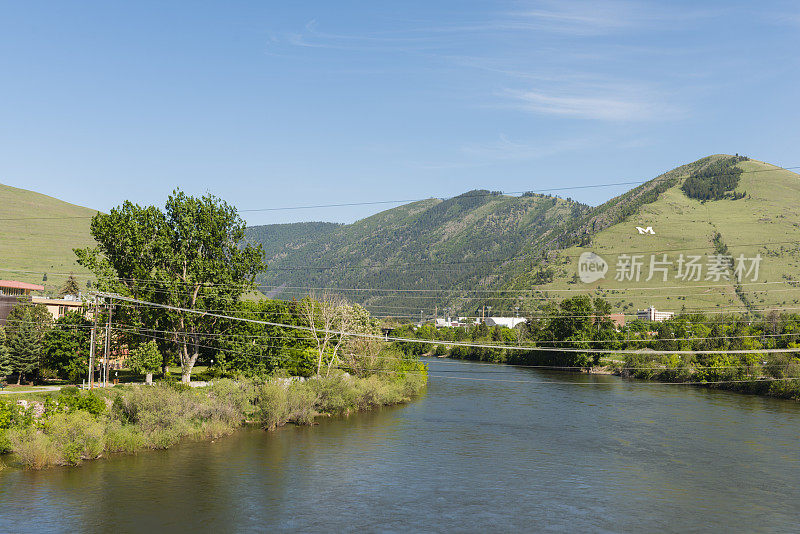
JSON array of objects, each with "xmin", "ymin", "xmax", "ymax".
[
  {"xmin": 392, "ymin": 294, "xmax": 800, "ymax": 399},
  {"xmin": 1, "ymin": 191, "xmax": 419, "ymax": 387}
]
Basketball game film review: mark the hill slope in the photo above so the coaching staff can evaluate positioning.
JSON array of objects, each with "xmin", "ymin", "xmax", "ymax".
[
  {"xmin": 246, "ymin": 191, "xmax": 588, "ymax": 315},
  {"xmin": 500, "ymin": 156, "xmax": 800, "ymax": 317},
  {"xmin": 248, "ymin": 156, "xmax": 800, "ymax": 320},
  {"xmin": 0, "ymin": 183, "xmax": 97, "ymax": 294}
]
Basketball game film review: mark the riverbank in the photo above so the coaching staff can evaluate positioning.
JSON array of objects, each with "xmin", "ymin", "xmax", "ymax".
[
  {"xmin": 423, "ymin": 348, "xmax": 800, "ymax": 401},
  {"xmin": 0, "ymin": 369, "xmax": 427, "ymax": 469}
]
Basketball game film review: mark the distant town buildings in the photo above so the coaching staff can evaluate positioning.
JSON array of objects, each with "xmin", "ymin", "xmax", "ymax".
[
  {"xmin": 0, "ymin": 279, "xmax": 87, "ymax": 324},
  {"xmin": 484, "ymin": 317, "xmax": 527, "ymax": 328},
  {"xmin": 435, "ymin": 317, "xmax": 469, "ymax": 328},
  {"xmin": 636, "ymin": 307, "xmax": 674, "ymax": 322},
  {"xmin": 0, "ymin": 280, "xmax": 45, "ymax": 325},
  {"xmin": 32, "ymin": 294, "xmax": 86, "ymax": 321}
]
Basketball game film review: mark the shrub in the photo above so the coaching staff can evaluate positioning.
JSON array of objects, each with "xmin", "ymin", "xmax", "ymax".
[
  {"xmin": 104, "ymin": 421, "xmax": 146, "ymax": 453},
  {"xmin": 8, "ymin": 429, "xmax": 60, "ymax": 469},
  {"xmin": 42, "ymin": 411, "xmax": 106, "ymax": 465},
  {"xmin": 56, "ymin": 390, "xmax": 106, "ymax": 416},
  {"xmin": 256, "ymin": 381, "xmax": 317, "ymax": 429},
  {"xmin": 308, "ymin": 374, "xmax": 355, "ymax": 415}
]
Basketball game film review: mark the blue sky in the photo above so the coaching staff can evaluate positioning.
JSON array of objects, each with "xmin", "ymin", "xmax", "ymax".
[{"xmin": 1, "ymin": 1, "xmax": 798, "ymax": 225}]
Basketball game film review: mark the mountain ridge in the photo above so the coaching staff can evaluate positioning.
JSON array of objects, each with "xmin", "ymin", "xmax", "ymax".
[{"xmin": 246, "ymin": 155, "xmax": 800, "ymax": 319}]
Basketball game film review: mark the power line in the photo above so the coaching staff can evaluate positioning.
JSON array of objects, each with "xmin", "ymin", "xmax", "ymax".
[
  {"xmin": 91, "ymin": 291, "xmax": 800, "ymax": 356},
  {"xmin": 1, "ymin": 165, "xmax": 797, "ymax": 222}
]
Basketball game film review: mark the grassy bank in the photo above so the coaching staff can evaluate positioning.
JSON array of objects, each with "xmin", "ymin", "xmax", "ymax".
[
  {"xmin": 609, "ymin": 354, "xmax": 800, "ymax": 400},
  {"xmin": 0, "ymin": 369, "xmax": 426, "ymax": 469}
]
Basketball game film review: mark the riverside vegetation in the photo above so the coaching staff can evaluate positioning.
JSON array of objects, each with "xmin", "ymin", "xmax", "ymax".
[
  {"xmin": 0, "ymin": 362, "xmax": 426, "ymax": 469},
  {"xmin": 0, "ymin": 191, "xmax": 427, "ymax": 470},
  {"xmin": 393, "ymin": 295, "xmax": 800, "ymax": 400}
]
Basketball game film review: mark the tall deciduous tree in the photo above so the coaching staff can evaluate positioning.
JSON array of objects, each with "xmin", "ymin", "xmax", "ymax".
[
  {"xmin": 300, "ymin": 292, "xmax": 356, "ymax": 377},
  {"xmin": 127, "ymin": 340, "xmax": 161, "ymax": 385},
  {"xmin": 42, "ymin": 311, "xmax": 92, "ymax": 382},
  {"xmin": 76, "ymin": 190, "xmax": 266, "ymax": 382}
]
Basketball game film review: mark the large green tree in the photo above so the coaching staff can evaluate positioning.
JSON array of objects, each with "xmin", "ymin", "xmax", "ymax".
[
  {"xmin": 76, "ymin": 190, "xmax": 266, "ymax": 382},
  {"xmin": 127, "ymin": 340, "xmax": 161, "ymax": 385},
  {"xmin": 42, "ymin": 311, "xmax": 92, "ymax": 382},
  {"xmin": 4, "ymin": 302, "xmax": 52, "ymax": 341}
]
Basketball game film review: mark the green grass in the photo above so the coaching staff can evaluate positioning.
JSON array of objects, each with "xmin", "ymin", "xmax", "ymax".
[
  {"xmin": 0, "ymin": 182, "xmax": 97, "ymax": 291},
  {"xmin": 513, "ymin": 158, "xmax": 800, "ymax": 315}
]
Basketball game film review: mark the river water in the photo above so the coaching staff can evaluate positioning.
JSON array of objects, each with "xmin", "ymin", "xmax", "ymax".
[{"xmin": 2, "ymin": 358, "xmax": 800, "ymax": 533}]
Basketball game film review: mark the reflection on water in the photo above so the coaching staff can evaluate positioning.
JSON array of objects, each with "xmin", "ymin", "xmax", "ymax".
[{"xmin": 2, "ymin": 359, "xmax": 800, "ymax": 532}]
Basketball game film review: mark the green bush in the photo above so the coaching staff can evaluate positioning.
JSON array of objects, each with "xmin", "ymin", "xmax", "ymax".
[
  {"xmin": 42, "ymin": 411, "xmax": 106, "ymax": 465},
  {"xmin": 8, "ymin": 428, "xmax": 60, "ymax": 469},
  {"xmin": 256, "ymin": 381, "xmax": 317, "ymax": 429},
  {"xmin": 308, "ymin": 374, "xmax": 355, "ymax": 414},
  {"xmin": 56, "ymin": 390, "xmax": 106, "ymax": 416},
  {"xmin": 0, "ymin": 429, "xmax": 10, "ymax": 455},
  {"xmin": 104, "ymin": 420, "xmax": 146, "ymax": 453},
  {"xmin": 0, "ymin": 398, "xmax": 32, "ymax": 431}
]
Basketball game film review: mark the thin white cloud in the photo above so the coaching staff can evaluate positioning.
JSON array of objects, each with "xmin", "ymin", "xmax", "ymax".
[
  {"xmin": 511, "ymin": 0, "xmax": 718, "ymax": 36},
  {"xmin": 413, "ymin": 134, "xmax": 594, "ymax": 170},
  {"xmin": 503, "ymin": 88, "xmax": 680, "ymax": 121},
  {"xmin": 460, "ymin": 134, "xmax": 591, "ymax": 161}
]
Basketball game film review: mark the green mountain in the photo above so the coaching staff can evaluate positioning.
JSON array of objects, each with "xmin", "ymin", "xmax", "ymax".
[
  {"xmin": 0, "ymin": 183, "xmax": 97, "ymax": 293},
  {"xmin": 500, "ymin": 155, "xmax": 800, "ymax": 317},
  {"xmin": 246, "ymin": 191, "xmax": 588, "ymax": 316},
  {"xmin": 248, "ymin": 155, "xmax": 800, "ymax": 320}
]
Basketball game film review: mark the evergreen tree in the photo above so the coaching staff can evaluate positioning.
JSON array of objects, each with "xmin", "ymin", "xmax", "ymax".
[
  {"xmin": 0, "ymin": 327, "xmax": 12, "ymax": 380},
  {"xmin": 10, "ymin": 309, "xmax": 41, "ymax": 384},
  {"xmin": 60, "ymin": 274, "xmax": 81, "ymax": 297}
]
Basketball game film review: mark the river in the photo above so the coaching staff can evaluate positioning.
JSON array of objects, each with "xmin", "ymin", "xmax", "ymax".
[{"xmin": 2, "ymin": 358, "xmax": 800, "ymax": 532}]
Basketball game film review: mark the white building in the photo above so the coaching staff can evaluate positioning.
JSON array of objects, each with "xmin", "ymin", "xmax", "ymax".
[
  {"xmin": 636, "ymin": 307, "xmax": 674, "ymax": 322},
  {"xmin": 484, "ymin": 317, "xmax": 527, "ymax": 328}
]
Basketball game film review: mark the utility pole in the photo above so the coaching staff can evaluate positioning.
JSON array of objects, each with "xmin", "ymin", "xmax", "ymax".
[
  {"xmin": 88, "ymin": 295, "xmax": 98, "ymax": 389},
  {"xmin": 104, "ymin": 303, "xmax": 113, "ymax": 388}
]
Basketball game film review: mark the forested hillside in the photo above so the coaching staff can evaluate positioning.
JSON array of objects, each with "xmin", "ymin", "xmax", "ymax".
[{"xmin": 246, "ymin": 191, "xmax": 588, "ymax": 316}]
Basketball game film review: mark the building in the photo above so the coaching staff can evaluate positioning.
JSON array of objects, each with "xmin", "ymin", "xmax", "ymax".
[
  {"xmin": 0, "ymin": 280, "xmax": 45, "ymax": 326},
  {"xmin": 435, "ymin": 317, "xmax": 469, "ymax": 328},
  {"xmin": 636, "ymin": 307, "xmax": 674, "ymax": 322},
  {"xmin": 0, "ymin": 279, "xmax": 45, "ymax": 297},
  {"xmin": 32, "ymin": 294, "xmax": 87, "ymax": 321},
  {"xmin": 484, "ymin": 317, "xmax": 527, "ymax": 328},
  {"xmin": 608, "ymin": 313, "xmax": 626, "ymax": 328}
]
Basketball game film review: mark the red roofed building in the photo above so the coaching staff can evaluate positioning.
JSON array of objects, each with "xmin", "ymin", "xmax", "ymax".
[
  {"xmin": 0, "ymin": 280, "xmax": 45, "ymax": 326},
  {"xmin": 0, "ymin": 280, "xmax": 45, "ymax": 296}
]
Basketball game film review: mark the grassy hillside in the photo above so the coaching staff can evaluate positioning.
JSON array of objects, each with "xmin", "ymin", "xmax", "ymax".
[
  {"xmin": 246, "ymin": 191, "xmax": 588, "ymax": 316},
  {"xmin": 0, "ymin": 183, "xmax": 97, "ymax": 295},
  {"xmin": 501, "ymin": 156, "xmax": 800, "ymax": 317},
  {"xmin": 248, "ymin": 155, "xmax": 800, "ymax": 321}
]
